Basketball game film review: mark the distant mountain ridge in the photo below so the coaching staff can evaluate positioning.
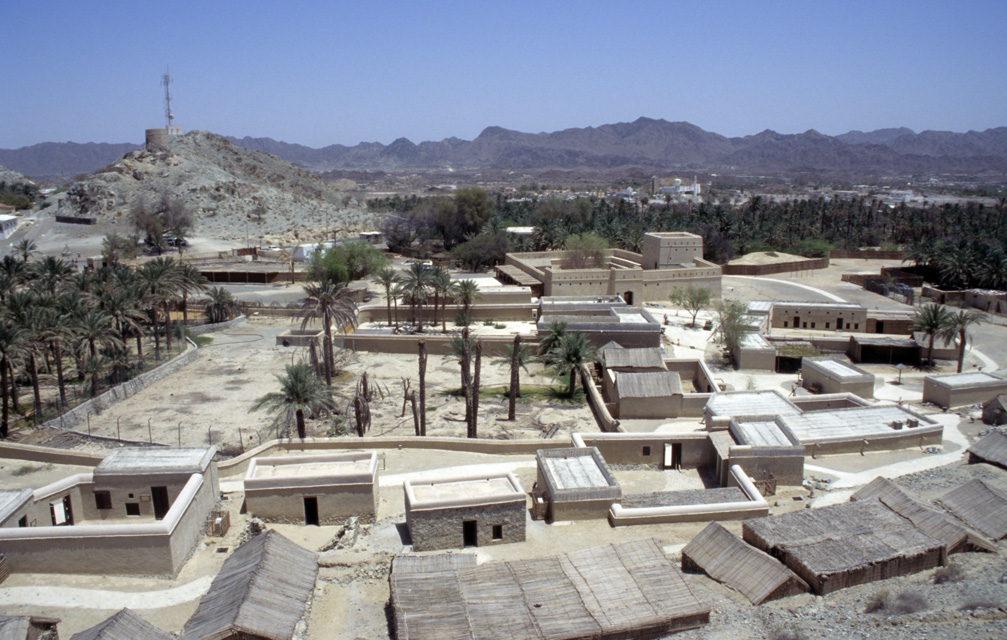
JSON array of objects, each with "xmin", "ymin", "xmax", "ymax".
[{"xmin": 3, "ymin": 118, "xmax": 1007, "ymax": 178}]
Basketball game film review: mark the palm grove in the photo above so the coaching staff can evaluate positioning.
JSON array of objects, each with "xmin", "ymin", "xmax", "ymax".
[{"xmin": 0, "ymin": 241, "xmax": 243, "ymax": 439}]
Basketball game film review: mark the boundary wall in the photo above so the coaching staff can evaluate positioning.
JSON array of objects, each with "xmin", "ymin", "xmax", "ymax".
[
  {"xmin": 829, "ymin": 250, "xmax": 905, "ymax": 260},
  {"xmin": 356, "ymin": 302, "xmax": 537, "ymax": 325},
  {"xmin": 41, "ymin": 342, "xmax": 200, "ymax": 432},
  {"xmin": 722, "ymin": 258, "xmax": 829, "ymax": 276},
  {"xmin": 339, "ymin": 332, "xmax": 540, "ymax": 356},
  {"xmin": 608, "ymin": 465, "xmax": 769, "ymax": 526},
  {"xmin": 187, "ymin": 315, "xmax": 246, "ymax": 336}
]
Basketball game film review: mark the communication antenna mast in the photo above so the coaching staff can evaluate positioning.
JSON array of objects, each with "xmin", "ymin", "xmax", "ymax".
[{"xmin": 162, "ymin": 68, "xmax": 174, "ymax": 130}]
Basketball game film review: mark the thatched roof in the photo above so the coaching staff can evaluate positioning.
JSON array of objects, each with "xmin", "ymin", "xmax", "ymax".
[
  {"xmin": 180, "ymin": 530, "xmax": 319, "ymax": 640},
  {"xmin": 603, "ymin": 347, "xmax": 666, "ymax": 370},
  {"xmin": 743, "ymin": 499, "xmax": 944, "ymax": 594},
  {"xmin": 851, "ymin": 477, "xmax": 996, "ymax": 553},
  {"xmin": 936, "ymin": 479, "xmax": 1007, "ymax": 541},
  {"xmin": 70, "ymin": 609, "xmax": 171, "ymax": 640},
  {"xmin": 0, "ymin": 617, "xmax": 29, "ymax": 640},
  {"xmin": 391, "ymin": 538, "xmax": 709, "ymax": 640},
  {"xmin": 968, "ymin": 429, "xmax": 1007, "ymax": 468},
  {"xmin": 617, "ymin": 371, "xmax": 682, "ymax": 399},
  {"xmin": 682, "ymin": 522, "xmax": 808, "ymax": 604}
]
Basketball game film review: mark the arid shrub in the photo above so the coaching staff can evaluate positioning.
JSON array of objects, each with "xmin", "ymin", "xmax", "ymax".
[
  {"xmin": 865, "ymin": 590, "xmax": 929, "ymax": 615},
  {"xmin": 959, "ymin": 600, "xmax": 1000, "ymax": 611},
  {"xmin": 769, "ymin": 628, "xmax": 808, "ymax": 640},
  {"xmin": 864, "ymin": 591, "xmax": 890, "ymax": 613},
  {"xmin": 933, "ymin": 564, "xmax": 964, "ymax": 584}
]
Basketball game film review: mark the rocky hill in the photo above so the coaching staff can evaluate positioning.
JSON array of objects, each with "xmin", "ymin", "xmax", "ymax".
[
  {"xmin": 62, "ymin": 131, "xmax": 371, "ymax": 244},
  {"xmin": 0, "ymin": 164, "xmax": 32, "ymax": 186}
]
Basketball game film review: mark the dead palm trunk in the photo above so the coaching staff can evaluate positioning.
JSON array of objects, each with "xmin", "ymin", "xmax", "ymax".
[
  {"xmin": 295, "ymin": 408, "xmax": 306, "ymax": 439},
  {"xmin": 89, "ymin": 342, "xmax": 99, "ymax": 398},
  {"xmin": 1, "ymin": 359, "xmax": 9, "ymax": 438},
  {"xmin": 9, "ymin": 361, "xmax": 19, "ymax": 413},
  {"xmin": 322, "ymin": 309, "xmax": 333, "ymax": 385},
  {"xmin": 461, "ymin": 328, "xmax": 471, "ymax": 430},
  {"xmin": 418, "ymin": 340, "xmax": 427, "ymax": 436},
  {"xmin": 52, "ymin": 343, "xmax": 67, "ymax": 408},
  {"xmin": 28, "ymin": 354, "xmax": 41, "ymax": 424},
  {"xmin": 508, "ymin": 334, "xmax": 520, "ymax": 421},
  {"xmin": 164, "ymin": 301, "xmax": 174, "ymax": 353},
  {"xmin": 469, "ymin": 340, "xmax": 481, "ymax": 439},
  {"xmin": 151, "ymin": 308, "xmax": 162, "ymax": 361}
]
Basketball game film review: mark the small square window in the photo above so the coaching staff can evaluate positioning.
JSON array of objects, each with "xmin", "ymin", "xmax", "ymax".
[
  {"xmin": 642, "ymin": 446, "xmax": 652, "ymax": 456},
  {"xmin": 492, "ymin": 525, "xmax": 503, "ymax": 540},
  {"xmin": 94, "ymin": 491, "xmax": 112, "ymax": 510},
  {"xmin": 825, "ymin": 323, "xmax": 830, "ymax": 329},
  {"xmin": 811, "ymin": 323, "xmax": 816, "ymax": 329},
  {"xmin": 18, "ymin": 515, "xmax": 27, "ymax": 528},
  {"xmin": 125, "ymin": 503, "xmax": 140, "ymax": 517}
]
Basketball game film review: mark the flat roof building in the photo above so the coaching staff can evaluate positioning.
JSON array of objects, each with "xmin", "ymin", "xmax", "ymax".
[
  {"xmin": 535, "ymin": 447, "xmax": 621, "ymax": 521},
  {"xmin": 923, "ymin": 372, "xmax": 1007, "ymax": 409},
  {"xmin": 404, "ymin": 471, "xmax": 526, "ymax": 551},
  {"xmin": 244, "ymin": 452, "xmax": 379, "ymax": 525},
  {"xmin": 801, "ymin": 357, "xmax": 876, "ymax": 398}
]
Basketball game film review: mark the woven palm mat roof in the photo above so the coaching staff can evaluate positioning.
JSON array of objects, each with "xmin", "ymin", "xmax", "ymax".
[
  {"xmin": 180, "ymin": 530, "xmax": 319, "ymax": 640},
  {"xmin": 968, "ymin": 429, "xmax": 1007, "ymax": 468},
  {"xmin": 851, "ymin": 477, "xmax": 996, "ymax": 553},
  {"xmin": 744, "ymin": 499, "xmax": 943, "ymax": 576},
  {"xmin": 0, "ymin": 616, "xmax": 30, "ymax": 640},
  {"xmin": 682, "ymin": 522, "xmax": 808, "ymax": 605},
  {"xmin": 70, "ymin": 609, "xmax": 171, "ymax": 640},
  {"xmin": 391, "ymin": 538, "xmax": 709, "ymax": 640},
  {"xmin": 935, "ymin": 479, "xmax": 1007, "ymax": 541}
]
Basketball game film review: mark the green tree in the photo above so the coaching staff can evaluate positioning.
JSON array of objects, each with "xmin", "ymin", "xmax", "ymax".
[
  {"xmin": 0, "ymin": 321, "xmax": 25, "ymax": 437},
  {"xmin": 940, "ymin": 308, "xmax": 985, "ymax": 373},
  {"xmin": 537, "ymin": 321, "xmax": 568, "ymax": 357},
  {"xmin": 451, "ymin": 279, "xmax": 481, "ymax": 326},
  {"xmin": 101, "ymin": 233, "xmax": 140, "ymax": 266},
  {"xmin": 560, "ymin": 233, "xmax": 608, "ymax": 269},
  {"xmin": 543, "ymin": 332, "xmax": 595, "ymax": 397},
  {"xmin": 75, "ymin": 309, "xmax": 123, "ymax": 397},
  {"xmin": 430, "ymin": 266, "xmax": 453, "ymax": 332},
  {"xmin": 450, "ymin": 233, "xmax": 512, "ymax": 271},
  {"xmin": 252, "ymin": 363, "xmax": 335, "ymax": 439},
  {"xmin": 307, "ymin": 240, "xmax": 388, "ymax": 284},
  {"xmin": 300, "ymin": 279, "xmax": 358, "ymax": 384},
  {"xmin": 670, "ymin": 287, "xmax": 713, "ymax": 328},
  {"xmin": 400, "ymin": 263, "xmax": 433, "ymax": 331},
  {"xmin": 205, "ymin": 287, "xmax": 240, "ymax": 324},
  {"xmin": 715, "ymin": 299, "xmax": 750, "ymax": 365},
  {"xmin": 911, "ymin": 303, "xmax": 953, "ymax": 366},
  {"xmin": 176, "ymin": 263, "xmax": 209, "ymax": 324},
  {"xmin": 137, "ymin": 257, "xmax": 182, "ymax": 360},
  {"xmin": 373, "ymin": 267, "xmax": 400, "ymax": 328}
]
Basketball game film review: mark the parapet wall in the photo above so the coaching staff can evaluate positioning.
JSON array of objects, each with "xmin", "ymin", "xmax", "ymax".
[{"xmin": 338, "ymin": 333, "xmax": 540, "ymax": 356}]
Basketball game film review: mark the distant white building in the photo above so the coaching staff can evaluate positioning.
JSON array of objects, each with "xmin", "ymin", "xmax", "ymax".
[{"xmin": 0, "ymin": 214, "xmax": 18, "ymax": 240}]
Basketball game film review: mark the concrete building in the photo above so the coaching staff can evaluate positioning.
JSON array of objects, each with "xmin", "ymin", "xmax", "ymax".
[
  {"xmin": 534, "ymin": 447, "xmax": 621, "ymax": 521},
  {"xmin": 612, "ymin": 371, "xmax": 683, "ymax": 419},
  {"xmin": 538, "ymin": 297, "xmax": 664, "ymax": 349},
  {"xmin": 771, "ymin": 302, "xmax": 867, "ymax": 332},
  {"xmin": 735, "ymin": 333, "xmax": 777, "ymax": 370},
  {"xmin": 404, "ymin": 471, "xmax": 526, "ymax": 551},
  {"xmin": 0, "ymin": 447, "xmax": 218, "ymax": 576},
  {"xmin": 801, "ymin": 357, "xmax": 876, "ymax": 398},
  {"xmin": 923, "ymin": 372, "xmax": 1007, "ymax": 409},
  {"xmin": 244, "ymin": 452, "xmax": 379, "ymax": 525},
  {"xmin": 0, "ymin": 214, "xmax": 18, "ymax": 240},
  {"xmin": 505, "ymin": 232, "xmax": 721, "ymax": 304}
]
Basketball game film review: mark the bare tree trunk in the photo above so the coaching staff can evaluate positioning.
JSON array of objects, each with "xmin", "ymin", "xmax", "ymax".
[
  {"xmin": 410, "ymin": 392, "xmax": 419, "ymax": 436},
  {"xmin": 1, "ymin": 359, "xmax": 8, "ymax": 438},
  {"xmin": 151, "ymin": 309, "xmax": 162, "ymax": 361},
  {"xmin": 53, "ymin": 344, "xmax": 67, "ymax": 408},
  {"xmin": 164, "ymin": 301, "xmax": 173, "ymax": 353},
  {"xmin": 295, "ymin": 408, "xmax": 306, "ymax": 439},
  {"xmin": 418, "ymin": 340, "xmax": 427, "ymax": 436},
  {"xmin": 470, "ymin": 341, "xmax": 481, "ymax": 439},
  {"xmin": 309, "ymin": 341, "xmax": 321, "ymax": 378},
  {"xmin": 461, "ymin": 328, "xmax": 471, "ymax": 429},
  {"xmin": 508, "ymin": 334, "xmax": 520, "ymax": 421},
  {"xmin": 29, "ymin": 354, "xmax": 41, "ymax": 424},
  {"xmin": 9, "ymin": 361, "xmax": 20, "ymax": 413}
]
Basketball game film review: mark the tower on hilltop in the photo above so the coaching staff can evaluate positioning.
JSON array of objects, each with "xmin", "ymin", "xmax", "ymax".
[{"xmin": 162, "ymin": 68, "xmax": 181, "ymax": 136}]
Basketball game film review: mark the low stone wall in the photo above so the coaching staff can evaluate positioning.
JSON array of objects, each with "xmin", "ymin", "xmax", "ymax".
[
  {"xmin": 572, "ymin": 432, "xmax": 712, "ymax": 468},
  {"xmin": 407, "ymin": 499, "xmax": 526, "ymax": 552},
  {"xmin": 722, "ymin": 258, "xmax": 829, "ymax": 276},
  {"xmin": 339, "ymin": 333, "xmax": 540, "ymax": 356},
  {"xmin": 187, "ymin": 315, "xmax": 246, "ymax": 336},
  {"xmin": 580, "ymin": 364, "xmax": 621, "ymax": 432},
  {"xmin": 0, "ymin": 442, "xmax": 105, "ymax": 467},
  {"xmin": 217, "ymin": 436, "xmax": 571, "ymax": 477},
  {"xmin": 41, "ymin": 344, "xmax": 200, "ymax": 432},
  {"xmin": 829, "ymin": 250, "xmax": 906, "ymax": 260},
  {"xmin": 357, "ymin": 302, "xmax": 537, "ymax": 325}
]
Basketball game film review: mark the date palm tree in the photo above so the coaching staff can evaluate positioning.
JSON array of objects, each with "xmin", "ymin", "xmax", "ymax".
[
  {"xmin": 0, "ymin": 320, "xmax": 25, "ymax": 438},
  {"xmin": 177, "ymin": 263, "xmax": 209, "ymax": 324},
  {"xmin": 940, "ymin": 308, "xmax": 986, "ymax": 373},
  {"xmin": 76, "ymin": 309, "xmax": 124, "ymax": 397},
  {"xmin": 373, "ymin": 267, "xmax": 399, "ymax": 328},
  {"xmin": 300, "ymin": 279, "xmax": 358, "ymax": 385},
  {"xmin": 399, "ymin": 263, "xmax": 432, "ymax": 331},
  {"xmin": 494, "ymin": 334, "xmax": 532, "ymax": 420},
  {"xmin": 205, "ymin": 287, "xmax": 240, "ymax": 324},
  {"xmin": 137, "ymin": 257, "xmax": 182, "ymax": 360},
  {"xmin": 451, "ymin": 279, "xmax": 480, "ymax": 327},
  {"xmin": 252, "ymin": 363, "xmax": 335, "ymax": 439},
  {"xmin": 537, "ymin": 321, "xmax": 568, "ymax": 357},
  {"xmin": 429, "ymin": 266, "xmax": 453, "ymax": 331},
  {"xmin": 911, "ymin": 303, "xmax": 953, "ymax": 366},
  {"xmin": 543, "ymin": 332, "xmax": 595, "ymax": 397}
]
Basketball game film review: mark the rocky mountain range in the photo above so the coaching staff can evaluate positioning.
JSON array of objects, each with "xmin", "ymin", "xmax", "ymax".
[
  {"xmin": 61, "ymin": 131, "xmax": 371, "ymax": 245},
  {"xmin": 4, "ymin": 118, "xmax": 1007, "ymax": 179}
]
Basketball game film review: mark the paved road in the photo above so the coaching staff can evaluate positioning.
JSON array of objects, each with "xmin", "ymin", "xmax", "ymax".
[{"xmin": 0, "ymin": 210, "xmax": 54, "ymax": 259}]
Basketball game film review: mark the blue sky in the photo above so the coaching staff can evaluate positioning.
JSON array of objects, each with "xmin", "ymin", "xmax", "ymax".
[{"xmin": 1, "ymin": 1, "xmax": 1004, "ymax": 148}]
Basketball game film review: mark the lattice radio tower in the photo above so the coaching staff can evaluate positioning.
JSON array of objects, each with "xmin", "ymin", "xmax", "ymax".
[{"xmin": 162, "ymin": 68, "xmax": 175, "ymax": 131}]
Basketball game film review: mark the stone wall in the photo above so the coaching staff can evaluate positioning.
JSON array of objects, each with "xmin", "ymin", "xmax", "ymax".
[
  {"xmin": 407, "ymin": 500, "xmax": 526, "ymax": 552},
  {"xmin": 187, "ymin": 315, "xmax": 246, "ymax": 336},
  {"xmin": 245, "ymin": 484, "xmax": 377, "ymax": 524}
]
